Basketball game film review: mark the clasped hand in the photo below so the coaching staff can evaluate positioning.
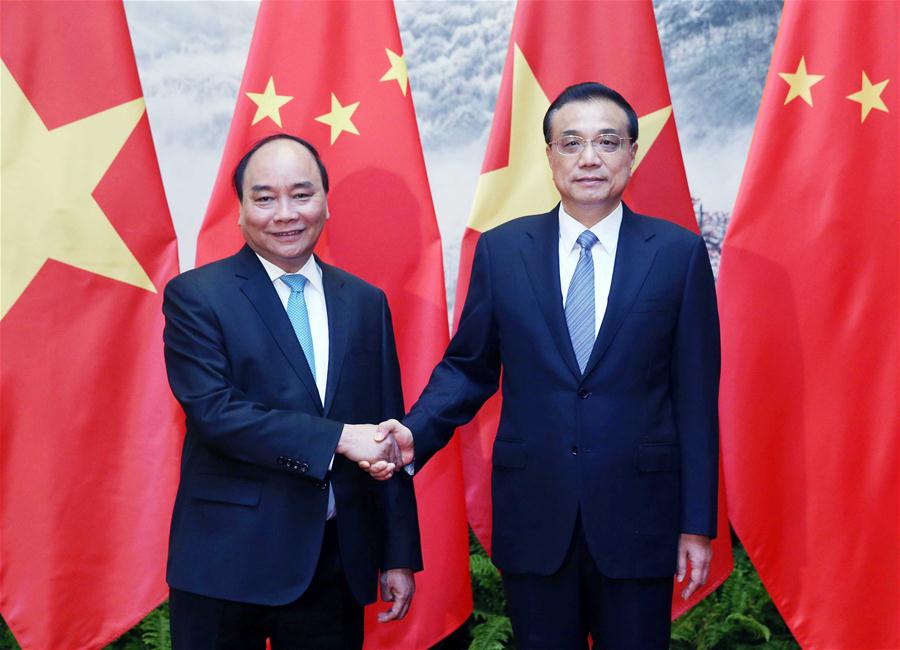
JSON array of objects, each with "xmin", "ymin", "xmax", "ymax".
[{"xmin": 337, "ymin": 420, "xmax": 414, "ymax": 480}]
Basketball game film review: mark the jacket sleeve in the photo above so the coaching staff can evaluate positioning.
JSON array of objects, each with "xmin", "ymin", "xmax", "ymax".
[
  {"xmin": 162, "ymin": 274, "xmax": 343, "ymax": 482},
  {"xmin": 671, "ymin": 236, "xmax": 721, "ymax": 537},
  {"xmin": 374, "ymin": 292, "xmax": 423, "ymax": 571},
  {"xmin": 404, "ymin": 234, "xmax": 502, "ymax": 471}
]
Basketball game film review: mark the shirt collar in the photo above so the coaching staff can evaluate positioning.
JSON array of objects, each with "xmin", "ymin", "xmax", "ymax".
[
  {"xmin": 254, "ymin": 253, "xmax": 323, "ymax": 293},
  {"xmin": 558, "ymin": 202, "xmax": 623, "ymax": 256}
]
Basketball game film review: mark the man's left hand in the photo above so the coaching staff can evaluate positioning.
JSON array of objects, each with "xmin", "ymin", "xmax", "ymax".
[
  {"xmin": 676, "ymin": 533, "xmax": 712, "ymax": 600},
  {"xmin": 377, "ymin": 568, "xmax": 415, "ymax": 622}
]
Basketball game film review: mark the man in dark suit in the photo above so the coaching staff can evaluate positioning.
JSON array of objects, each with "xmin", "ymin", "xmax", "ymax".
[
  {"xmin": 370, "ymin": 82, "xmax": 720, "ymax": 648},
  {"xmin": 162, "ymin": 134, "xmax": 421, "ymax": 649}
]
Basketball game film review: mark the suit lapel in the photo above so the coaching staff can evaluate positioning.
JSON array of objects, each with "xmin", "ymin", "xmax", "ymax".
[
  {"xmin": 520, "ymin": 208, "xmax": 583, "ymax": 380},
  {"xmin": 582, "ymin": 206, "xmax": 658, "ymax": 378},
  {"xmin": 235, "ymin": 246, "xmax": 323, "ymax": 412},
  {"xmin": 320, "ymin": 260, "xmax": 349, "ymax": 417}
]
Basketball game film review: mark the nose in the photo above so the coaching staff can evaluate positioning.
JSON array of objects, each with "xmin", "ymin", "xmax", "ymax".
[
  {"xmin": 577, "ymin": 142, "xmax": 601, "ymax": 166},
  {"xmin": 274, "ymin": 196, "xmax": 297, "ymax": 222}
]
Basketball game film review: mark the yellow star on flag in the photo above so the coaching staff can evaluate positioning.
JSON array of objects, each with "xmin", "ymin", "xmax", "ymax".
[
  {"xmin": 246, "ymin": 76, "xmax": 293, "ymax": 127},
  {"xmin": 380, "ymin": 48, "xmax": 409, "ymax": 96},
  {"xmin": 778, "ymin": 57, "xmax": 825, "ymax": 106},
  {"xmin": 314, "ymin": 93, "xmax": 360, "ymax": 145},
  {"xmin": 1, "ymin": 61, "xmax": 155, "ymax": 319},
  {"xmin": 468, "ymin": 45, "xmax": 673, "ymax": 234},
  {"xmin": 846, "ymin": 71, "xmax": 890, "ymax": 123}
]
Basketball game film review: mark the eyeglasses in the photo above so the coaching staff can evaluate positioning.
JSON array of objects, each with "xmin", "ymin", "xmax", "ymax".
[{"xmin": 549, "ymin": 134, "xmax": 633, "ymax": 156}]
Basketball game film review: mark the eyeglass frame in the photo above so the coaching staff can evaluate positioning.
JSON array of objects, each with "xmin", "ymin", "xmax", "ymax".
[{"xmin": 548, "ymin": 133, "xmax": 635, "ymax": 156}]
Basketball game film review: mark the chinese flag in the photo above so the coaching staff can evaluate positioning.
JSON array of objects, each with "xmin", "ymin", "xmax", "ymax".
[
  {"xmin": 717, "ymin": 1, "xmax": 899, "ymax": 647},
  {"xmin": 196, "ymin": 1, "xmax": 471, "ymax": 647},
  {"xmin": 0, "ymin": 2, "xmax": 182, "ymax": 648},
  {"xmin": 455, "ymin": 0, "xmax": 732, "ymax": 617}
]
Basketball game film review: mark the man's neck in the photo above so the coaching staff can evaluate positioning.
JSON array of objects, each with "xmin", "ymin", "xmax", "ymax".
[{"xmin": 562, "ymin": 200, "xmax": 620, "ymax": 228}]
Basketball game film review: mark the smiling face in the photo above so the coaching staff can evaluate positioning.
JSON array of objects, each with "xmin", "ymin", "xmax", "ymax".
[
  {"xmin": 238, "ymin": 139, "xmax": 328, "ymax": 273},
  {"xmin": 546, "ymin": 99, "xmax": 637, "ymax": 226}
]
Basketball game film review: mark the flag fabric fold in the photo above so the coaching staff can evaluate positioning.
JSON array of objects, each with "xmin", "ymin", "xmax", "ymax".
[
  {"xmin": 718, "ymin": 1, "xmax": 899, "ymax": 647},
  {"xmin": 454, "ymin": 0, "xmax": 733, "ymax": 618},
  {"xmin": 0, "ymin": 1, "xmax": 182, "ymax": 648},
  {"xmin": 196, "ymin": 2, "xmax": 470, "ymax": 647}
]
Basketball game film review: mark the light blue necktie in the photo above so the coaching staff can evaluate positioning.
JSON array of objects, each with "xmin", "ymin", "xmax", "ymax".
[
  {"xmin": 565, "ymin": 230, "xmax": 599, "ymax": 373},
  {"xmin": 281, "ymin": 274, "xmax": 316, "ymax": 378},
  {"xmin": 282, "ymin": 273, "xmax": 334, "ymax": 517}
]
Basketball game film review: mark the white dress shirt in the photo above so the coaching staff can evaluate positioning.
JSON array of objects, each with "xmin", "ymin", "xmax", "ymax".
[
  {"xmin": 558, "ymin": 202, "xmax": 622, "ymax": 335},
  {"xmin": 256, "ymin": 253, "xmax": 335, "ymax": 517}
]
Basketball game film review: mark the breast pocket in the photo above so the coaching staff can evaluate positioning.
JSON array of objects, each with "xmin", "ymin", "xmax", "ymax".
[{"xmin": 631, "ymin": 298, "xmax": 677, "ymax": 314}]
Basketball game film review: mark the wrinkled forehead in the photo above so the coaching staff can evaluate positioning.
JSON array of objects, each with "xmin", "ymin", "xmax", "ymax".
[
  {"xmin": 243, "ymin": 139, "xmax": 322, "ymax": 190},
  {"xmin": 549, "ymin": 99, "xmax": 629, "ymax": 137}
]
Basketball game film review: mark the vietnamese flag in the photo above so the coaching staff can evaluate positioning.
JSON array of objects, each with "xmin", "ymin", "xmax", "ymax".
[
  {"xmin": 195, "ymin": 1, "xmax": 471, "ymax": 647},
  {"xmin": 717, "ymin": 1, "xmax": 899, "ymax": 647},
  {"xmin": 0, "ymin": 1, "xmax": 182, "ymax": 648},
  {"xmin": 453, "ymin": 0, "xmax": 733, "ymax": 617}
]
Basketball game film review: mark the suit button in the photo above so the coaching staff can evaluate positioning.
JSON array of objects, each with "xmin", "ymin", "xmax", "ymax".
[
  {"xmin": 299, "ymin": 463, "xmax": 309, "ymax": 473},
  {"xmin": 577, "ymin": 388, "xmax": 591, "ymax": 399},
  {"xmin": 571, "ymin": 445, "xmax": 579, "ymax": 455},
  {"xmin": 319, "ymin": 482, "xmax": 327, "ymax": 491}
]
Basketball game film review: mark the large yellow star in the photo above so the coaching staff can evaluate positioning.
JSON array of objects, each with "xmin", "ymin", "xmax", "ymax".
[
  {"xmin": 314, "ymin": 93, "xmax": 360, "ymax": 145},
  {"xmin": 468, "ymin": 45, "xmax": 673, "ymax": 233},
  {"xmin": 1, "ymin": 61, "xmax": 155, "ymax": 319},
  {"xmin": 846, "ymin": 71, "xmax": 890, "ymax": 123},
  {"xmin": 380, "ymin": 48, "xmax": 409, "ymax": 96},
  {"xmin": 778, "ymin": 57, "xmax": 825, "ymax": 106},
  {"xmin": 246, "ymin": 76, "xmax": 293, "ymax": 127}
]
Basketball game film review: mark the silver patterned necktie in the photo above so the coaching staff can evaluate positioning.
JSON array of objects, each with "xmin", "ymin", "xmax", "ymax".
[
  {"xmin": 565, "ymin": 230, "xmax": 599, "ymax": 373},
  {"xmin": 281, "ymin": 274, "xmax": 316, "ymax": 378}
]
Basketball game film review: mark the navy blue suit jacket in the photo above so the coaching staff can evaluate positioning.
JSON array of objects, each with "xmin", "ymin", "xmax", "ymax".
[
  {"xmin": 163, "ymin": 245, "xmax": 422, "ymax": 606},
  {"xmin": 406, "ymin": 205, "xmax": 719, "ymax": 579}
]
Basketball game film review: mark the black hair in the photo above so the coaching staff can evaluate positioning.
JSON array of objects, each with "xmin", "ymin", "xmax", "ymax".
[
  {"xmin": 542, "ymin": 82, "xmax": 639, "ymax": 143},
  {"xmin": 232, "ymin": 133, "xmax": 329, "ymax": 200}
]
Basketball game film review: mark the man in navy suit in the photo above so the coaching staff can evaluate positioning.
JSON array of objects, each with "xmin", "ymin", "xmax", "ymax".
[
  {"xmin": 371, "ymin": 83, "xmax": 720, "ymax": 648},
  {"xmin": 162, "ymin": 134, "xmax": 421, "ymax": 649}
]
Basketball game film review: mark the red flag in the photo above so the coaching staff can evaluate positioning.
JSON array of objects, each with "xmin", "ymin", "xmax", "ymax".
[
  {"xmin": 0, "ymin": 2, "xmax": 182, "ymax": 648},
  {"xmin": 454, "ymin": 0, "xmax": 732, "ymax": 617},
  {"xmin": 717, "ymin": 1, "xmax": 899, "ymax": 646},
  {"xmin": 196, "ymin": 1, "xmax": 470, "ymax": 647}
]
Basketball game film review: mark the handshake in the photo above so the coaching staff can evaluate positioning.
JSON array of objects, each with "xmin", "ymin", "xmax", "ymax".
[{"xmin": 337, "ymin": 419, "xmax": 413, "ymax": 480}]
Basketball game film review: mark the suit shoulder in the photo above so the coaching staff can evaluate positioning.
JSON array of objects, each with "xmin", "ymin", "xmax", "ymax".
[
  {"xmin": 482, "ymin": 212, "xmax": 552, "ymax": 241},
  {"xmin": 630, "ymin": 212, "xmax": 702, "ymax": 247},
  {"xmin": 164, "ymin": 251, "xmax": 245, "ymax": 294},
  {"xmin": 320, "ymin": 263, "xmax": 386, "ymax": 300}
]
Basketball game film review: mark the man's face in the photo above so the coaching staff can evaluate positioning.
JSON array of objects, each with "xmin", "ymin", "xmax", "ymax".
[
  {"xmin": 239, "ymin": 139, "xmax": 328, "ymax": 273},
  {"xmin": 546, "ymin": 99, "xmax": 637, "ymax": 220}
]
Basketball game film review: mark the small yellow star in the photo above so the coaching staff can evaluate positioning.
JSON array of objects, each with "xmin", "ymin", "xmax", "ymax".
[
  {"xmin": 846, "ymin": 71, "xmax": 890, "ymax": 123},
  {"xmin": 245, "ymin": 76, "xmax": 293, "ymax": 127},
  {"xmin": 778, "ymin": 57, "xmax": 825, "ymax": 106},
  {"xmin": 314, "ymin": 93, "xmax": 360, "ymax": 145},
  {"xmin": 1, "ymin": 61, "xmax": 155, "ymax": 319},
  {"xmin": 380, "ymin": 48, "xmax": 409, "ymax": 96}
]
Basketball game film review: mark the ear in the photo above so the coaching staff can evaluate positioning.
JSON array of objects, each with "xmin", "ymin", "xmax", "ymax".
[
  {"xmin": 324, "ymin": 200, "xmax": 331, "ymax": 220},
  {"xmin": 546, "ymin": 144, "xmax": 553, "ymax": 164}
]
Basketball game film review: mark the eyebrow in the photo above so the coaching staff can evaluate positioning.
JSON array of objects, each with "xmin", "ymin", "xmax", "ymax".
[
  {"xmin": 249, "ymin": 181, "xmax": 315, "ymax": 193},
  {"xmin": 560, "ymin": 128, "xmax": 621, "ymax": 136}
]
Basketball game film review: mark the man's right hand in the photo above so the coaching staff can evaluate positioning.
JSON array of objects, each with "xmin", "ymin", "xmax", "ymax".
[
  {"xmin": 337, "ymin": 424, "xmax": 401, "ymax": 477},
  {"xmin": 358, "ymin": 419, "xmax": 414, "ymax": 480}
]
